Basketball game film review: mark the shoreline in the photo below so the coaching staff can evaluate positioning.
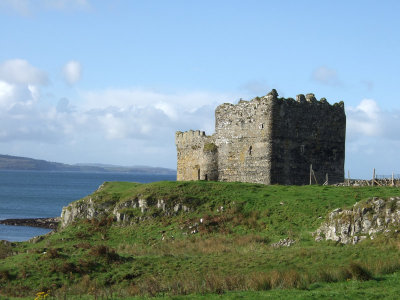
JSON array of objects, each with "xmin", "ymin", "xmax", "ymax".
[{"xmin": 0, "ymin": 217, "xmax": 60, "ymax": 229}]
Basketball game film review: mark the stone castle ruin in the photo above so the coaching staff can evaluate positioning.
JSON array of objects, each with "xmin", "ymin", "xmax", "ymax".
[{"xmin": 175, "ymin": 89, "xmax": 346, "ymax": 185}]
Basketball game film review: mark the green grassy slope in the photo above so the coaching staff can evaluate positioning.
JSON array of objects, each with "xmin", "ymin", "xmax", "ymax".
[{"xmin": 2, "ymin": 181, "xmax": 400, "ymax": 298}]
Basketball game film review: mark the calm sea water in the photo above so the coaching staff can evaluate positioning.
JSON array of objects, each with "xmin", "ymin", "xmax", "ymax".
[{"xmin": 0, "ymin": 170, "xmax": 176, "ymax": 242}]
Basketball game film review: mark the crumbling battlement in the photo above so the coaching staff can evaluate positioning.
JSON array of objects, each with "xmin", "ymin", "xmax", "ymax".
[
  {"xmin": 176, "ymin": 89, "xmax": 346, "ymax": 185},
  {"xmin": 175, "ymin": 130, "xmax": 208, "ymax": 147}
]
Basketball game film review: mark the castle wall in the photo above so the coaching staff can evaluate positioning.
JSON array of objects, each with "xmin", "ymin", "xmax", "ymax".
[
  {"xmin": 214, "ymin": 97, "xmax": 274, "ymax": 184},
  {"xmin": 175, "ymin": 130, "xmax": 218, "ymax": 181},
  {"xmin": 269, "ymin": 94, "xmax": 345, "ymax": 184}
]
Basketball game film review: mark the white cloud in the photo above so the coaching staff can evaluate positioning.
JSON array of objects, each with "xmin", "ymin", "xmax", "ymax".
[
  {"xmin": 63, "ymin": 60, "xmax": 82, "ymax": 85},
  {"xmin": 81, "ymin": 88, "xmax": 227, "ymax": 111},
  {"xmin": 347, "ymin": 99, "xmax": 381, "ymax": 138},
  {"xmin": 79, "ymin": 88, "xmax": 229, "ymax": 141},
  {"xmin": 0, "ymin": 80, "xmax": 39, "ymax": 110},
  {"xmin": 0, "ymin": 81, "xmax": 231, "ymax": 169},
  {"xmin": 0, "ymin": 59, "xmax": 48, "ymax": 85},
  {"xmin": 346, "ymin": 99, "xmax": 400, "ymax": 178},
  {"xmin": 0, "ymin": 70, "xmax": 233, "ymax": 165},
  {"xmin": 347, "ymin": 99, "xmax": 400, "ymax": 141},
  {"xmin": 312, "ymin": 66, "xmax": 341, "ymax": 86},
  {"xmin": 0, "ymin": 81, "xmax": 14, "ymax": 106}
]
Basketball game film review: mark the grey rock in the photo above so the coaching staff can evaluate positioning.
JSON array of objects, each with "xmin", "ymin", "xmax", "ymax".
[
  {"xmin": 314, "ymin": 196, "xmax": 400, "ymax": 244},
  {"xmin": 271, "ymin": 238, "xmax": 296, "ymax": 248}
]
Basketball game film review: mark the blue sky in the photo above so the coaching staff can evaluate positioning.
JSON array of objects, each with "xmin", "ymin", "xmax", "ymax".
[{"xmin": 0, "ymin": 0, "xmax": 399, "ymax": 178}]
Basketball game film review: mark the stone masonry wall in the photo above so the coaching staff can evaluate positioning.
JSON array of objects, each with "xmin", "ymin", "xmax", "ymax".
[
  {"xmin": 214, "ymin": 96, "xmax": 274, "ymax": 184},
  {"xmin": 175, "ymin": 89, "xmax": 346, "ymax": 185},
  {"xmin": 270, "ymin": 94, "xmax": 345, "ymax": 185},
  {"xmin": 175, "ymin": 130, "xmax": 218, "ymax": 181}
]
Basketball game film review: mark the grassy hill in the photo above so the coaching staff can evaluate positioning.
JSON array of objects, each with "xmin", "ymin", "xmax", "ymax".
[{"xmin": 2, "ymin": 181, "xmax": 400, "ymax": 299}]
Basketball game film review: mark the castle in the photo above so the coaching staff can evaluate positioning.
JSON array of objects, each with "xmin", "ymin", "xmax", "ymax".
[{"xmin": 175, "ymin": 89, "xmax": 346, "ymax": 185}]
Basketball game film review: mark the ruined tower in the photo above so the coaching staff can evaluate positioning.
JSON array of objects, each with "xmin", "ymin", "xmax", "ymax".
[{"xmin": 175, "ymin": 89, "xmax": 346, "ymax": 185}]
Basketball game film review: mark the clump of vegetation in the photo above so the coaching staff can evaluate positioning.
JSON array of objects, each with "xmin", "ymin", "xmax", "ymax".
[
  {"xmin": 89, "ymin": 245, "xmax": 120, "ymax": 263},
  {"xmin": 0, "ymin": 269, "xmax": 11, "ymax": 282},
  {"xmin": 203, "ymin": 143, "xmax": 218, "ymax": 153},
  {"xmin": 43, "ymin": 248, "xmax": 61, "ymax": 259},
  {"xmin": 348, "ymin": 262, "xmax": 373, "ymax": 281},
  {"xmin": 0, "ymin": 243, "xmax": 12, "ymax": 259}
]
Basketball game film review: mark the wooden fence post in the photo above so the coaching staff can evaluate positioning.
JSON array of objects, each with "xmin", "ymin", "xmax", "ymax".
[
  {"xmin": 372, "ymin": 168, "xmax": 375, "ymax": 186},
  {"xmin": 347, "ymin": 170, "xmax": 350, "ymax": 186},
  {"xmin": 323, "ymin": 173, "xmax": 328, "ymax": 185}
]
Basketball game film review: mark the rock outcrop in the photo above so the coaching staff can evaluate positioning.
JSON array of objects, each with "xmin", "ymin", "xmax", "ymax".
[
  {"xmin": 314, "ymin": 197, "xmax": 400, "ymax": 244},
  {"xmin": 271, "ymin": 238, "xmax": 296, "ymax": 248},
  {"xmin": 60, "ymin": 184, "xmax": 192, "ymax": 228},
  {"xmin": 0, "ymin": 217, "xmax": 60, "ymax": 229}
]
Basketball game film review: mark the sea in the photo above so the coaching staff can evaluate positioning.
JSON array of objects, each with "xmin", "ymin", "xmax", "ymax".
[{"xmin": 0, "ymin": 170, "xmax": 176, "ymax": 242}]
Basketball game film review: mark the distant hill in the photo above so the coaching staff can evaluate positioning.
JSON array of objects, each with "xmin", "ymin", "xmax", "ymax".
[{"xmin": 0, "ymin": 154, "xmax": 176, "ymax": 175}]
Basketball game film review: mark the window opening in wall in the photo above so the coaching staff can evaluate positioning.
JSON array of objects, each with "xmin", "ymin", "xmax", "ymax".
[
  {"xmin": 259, "ymin": 123, "xmax": 264, "ymax": 129},
  {"xmin": 248, "ymin": 146, "xmax": 252, "ymax": 155},
  {"xmin": 300, "ymin": 145, "xmax": 305, "ymax": 154},
  {"xmin": 198, "ymin": 169, "xmax": 200, "ymax": 180}
]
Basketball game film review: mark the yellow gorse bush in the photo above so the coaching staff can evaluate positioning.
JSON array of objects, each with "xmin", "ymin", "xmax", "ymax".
[{"xmin": 34, "ymin": 290, "xmax": 50, "ymax": 300}]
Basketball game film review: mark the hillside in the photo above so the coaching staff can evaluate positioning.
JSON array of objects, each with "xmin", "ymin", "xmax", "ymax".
[
  {"xmin": 0, "ymin": 154, "xmax": 176, "ymax": 175},
  {"xmin": 2, "ymin": 181, "xmax": 400, "ymax": 299}
]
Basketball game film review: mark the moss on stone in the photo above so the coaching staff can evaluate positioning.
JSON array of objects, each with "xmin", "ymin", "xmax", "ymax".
[{"xmin": 203, "ymin": 143, "xmax": 218, "ymax": 153}]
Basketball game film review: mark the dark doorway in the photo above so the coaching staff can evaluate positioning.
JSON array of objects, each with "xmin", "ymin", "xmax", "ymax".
[{"xmin": 198, "ymin": 169, "xmax": 200, "ymax": 180}]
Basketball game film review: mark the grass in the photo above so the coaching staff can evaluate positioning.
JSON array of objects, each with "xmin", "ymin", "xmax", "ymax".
[{"xmin": 2, "ymin": 181, "xmax": 400, "ymax": 298}]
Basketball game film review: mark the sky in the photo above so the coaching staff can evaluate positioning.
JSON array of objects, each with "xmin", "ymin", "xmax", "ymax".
[{"xmin": 0, "ymin": 0, "xmax": 399, "ymax": 178}]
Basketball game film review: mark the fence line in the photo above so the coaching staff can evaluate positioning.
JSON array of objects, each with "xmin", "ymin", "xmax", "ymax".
[
  {"xmin": 342, "ymin": 169, "xmax": 400, "ymax": 187},
  {"xmin": 376, "ymin": 174, "xmax": 400, "ymax": 180}
]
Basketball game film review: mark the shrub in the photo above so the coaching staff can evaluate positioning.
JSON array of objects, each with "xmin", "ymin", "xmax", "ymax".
[
  {"xmin": 44, "ymin": 248, "xmax": 61, "ymax": 259},
  {"xmin": 75, "ymin": 231, "xmax": 90, "ymax": 239},
  {"xmin": 89, "ymin": 245, "xmax": 120, "ymax": 263},
  {"xmin": 247, "ymin": 273, "xmax": 271, "ymax": 291},
  {"xmin": 0, "ymin": 243, "xmax": 12, "ymax": 259},
  {"xmin": 138, "ymin": 276, "xmax": 162, "ymax": 296},
  {"xmin": 0, "ymin": 269, "xmax": 11, "ymax": 281},
  {"xmin": 281, "ymin": 269, "xmax": 303, "ymax": 288},
  {"xmin": 348, "ymin": 262, "xmax": 373, "ymax": 281},
  {"xmin": 75, "ymin": 242, "xmax": 91, "ymax": 249},
  {"xmin": 77, "ymin": 258, "xmax": 97, "ymax": 273},
  {"xmin": 60, "ymin": 262, "xmax": 76, "ymax": 274}
]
